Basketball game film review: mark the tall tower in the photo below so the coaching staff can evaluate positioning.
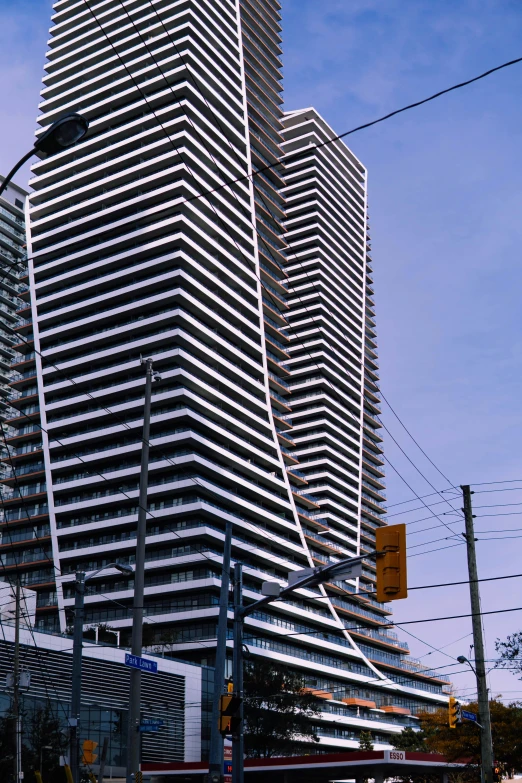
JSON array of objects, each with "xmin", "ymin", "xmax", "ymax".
[{"xmin": 11, "ymin": 0, "xmax": 450, "ymax": 752}]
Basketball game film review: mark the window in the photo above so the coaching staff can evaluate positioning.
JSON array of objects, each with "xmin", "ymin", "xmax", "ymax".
[{"xmin": 15, "ymin": 199, "xmax": 23, "ymax": 209}]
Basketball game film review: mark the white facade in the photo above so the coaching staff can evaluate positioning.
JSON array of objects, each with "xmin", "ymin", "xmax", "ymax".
[{"xmin": 4, "ymin": 0, "xmax": 450, "ymax": 750}]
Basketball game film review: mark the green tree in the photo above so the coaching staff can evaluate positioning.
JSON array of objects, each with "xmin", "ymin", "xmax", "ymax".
[
  {"xmin": 417, "ymin": 699, "xmax": 522, "ymax": 778},
  {"xmin": 359, "ymin": 730, "xmax": 374, "ymax": 750},
  {"xmin": 243, "ymin": 660, "xmax": 320, "ymax": 757},
  {"xmin": 392, "ymin": 726, "xmax": 431, "ymax": 752},
  {"xmin": 24, "ymin": 703, "xmax": 66, "ymax": 780}
]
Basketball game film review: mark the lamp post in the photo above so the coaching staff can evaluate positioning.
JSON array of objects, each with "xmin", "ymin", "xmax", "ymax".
[
  {"xmin": 0, "ymin": 112, "xmax": 89, "ymax": 200},
  {"xmin": 457, "ymin": 653, "xmax": 493, "ymax": 783},
  {"xmin": 69, "ymin": 562, "xmax": 134, "ymax": 783},
  {"xmin": 232, "ymin": 554, "xmax": 368, "ymax": 783}
]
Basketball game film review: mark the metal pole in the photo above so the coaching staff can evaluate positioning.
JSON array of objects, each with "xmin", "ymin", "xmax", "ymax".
[
  {"xmin": 126, "ymin": 358, "xmax": 154, "ymax": 783},
  {"xmin": 232, "ymin": 564, "xmax": 243, "ymax": 783},
  {"xmin": 13, "ymin": 577, "xmax": 21, "ymax": 783},
  {"xmin": 70, "ymin": 571, "xmax": 85, "ymax": 783},
  {"xmin": 209, "ymin": 521, "xmax": 233, "ymax": 780},
  {"xmin": 97, "ymin": 736, "xmax": 109, "ymax": 783},
  {"xmin": 462, "ymin": 485, "xmax": 494, "ymax": 783}
]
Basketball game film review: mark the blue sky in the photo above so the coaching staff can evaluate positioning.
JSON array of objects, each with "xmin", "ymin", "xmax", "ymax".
[
  {"xmin": 283, "ymin": 0, "xmax": 522, "ymax": 700},
  {"xmin": 2, "ymin": 0, "xmax": 522, "ymax": 701}
]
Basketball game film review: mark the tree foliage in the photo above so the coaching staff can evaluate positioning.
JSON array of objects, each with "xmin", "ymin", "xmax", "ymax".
[
  {"xmin": 24, "ymin": 702, "xmax": 66, "ymax": 779},
  {"xmin": 0, "ymin": 702, "xmax": 66, "ymax": 783},
  {"xmin": 496, "ymin": 633, "xmax": 522, "ymax": 677},
  {"xmin": 392, "ymin": 726, "xmax": 430, "ymax": 752},
  {"xmin": 411, "ymin": 700, "xmax": 522, "ymax": 777},
  {"xmin": 243, "ymin": 660, "xmax": 320, "ymax": 758},
  {"xmin": 359, "ymin": 730, "xmax": 374, "ymax": 750}
]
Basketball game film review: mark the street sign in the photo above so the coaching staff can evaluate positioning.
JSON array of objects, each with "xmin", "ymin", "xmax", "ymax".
[
  {"xmin": 124, "ymin": 653, "xmax": 158, "ymax": 674},
  {"xmin": 141, "ymin": 718, "xmax": 164, "ymax": 726},
  {"xmin": 138, "ymin": 725, "xmax": 160, "ymax": 733},
  {"xmin": 462, "ymin": 709, "xmax": 478, "ymax": 722},
  {"xmin": 331, "ymin": 561, "xmax": 363, "ymax": 580}
]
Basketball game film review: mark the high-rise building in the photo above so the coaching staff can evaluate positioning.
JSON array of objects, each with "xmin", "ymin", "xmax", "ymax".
[
  {"xmin": 5, "ymin": 0, "xmax": 451, "ymax": 750},
  {"xmin": 0, "ymin": 179, "xmax": 29, "ymax": 480},
  {"xmin": 281, "ymin": 107, "xmax": 453, "ymax": 722}
]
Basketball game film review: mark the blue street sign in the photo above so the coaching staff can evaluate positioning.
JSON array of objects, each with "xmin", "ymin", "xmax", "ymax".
[
  {"xmin": 138, "ymin": 724, "xmax": 159, "ymax": 733},
  {"xmin": 462, "ymin": 709, "xmax": 478, "ymax": 722},
  {"xmin": 141, "ymin": 719, "xmax": 164, "ymax": 726},
  {"xmin": 124, "ymin": 653, "xmax": 158, "ymax": 674}
]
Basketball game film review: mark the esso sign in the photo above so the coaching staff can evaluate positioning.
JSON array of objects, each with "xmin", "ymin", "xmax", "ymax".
[{"xmin": 386, "ymin": 750, "xmax": 406, "ymax": 761}]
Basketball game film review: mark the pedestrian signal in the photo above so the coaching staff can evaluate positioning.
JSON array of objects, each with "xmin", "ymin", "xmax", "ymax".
[
  {"xmin": 81, "ymin": 739, "xmax": 98, "ymax": 764},
  {"xmin": 219, "ymin": 692, "xmax": 242, "ymax": 736}
]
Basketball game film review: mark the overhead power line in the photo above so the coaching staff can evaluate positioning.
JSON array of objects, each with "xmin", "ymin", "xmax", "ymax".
[
  {"xmin": 74, "ymin": 53, "xmax": 522, "ymax": 209},
  {"xmin": 393, "ymin": 604, "xmax": 522, "ymax": 628},
  {"xmin": 379, "ymin": 393, "xmax": 456, "ymax": 488},
  {"xmin": 409, "ymin": 571, "xmax": 522, "ymax": 591}
]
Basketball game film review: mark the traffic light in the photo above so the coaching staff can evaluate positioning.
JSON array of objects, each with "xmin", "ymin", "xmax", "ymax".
[
  {"xmin": 81, "ymin": 739, "xmax": 98, "ymax": 764},
  {"xmin": 493, "ymin": 764, "xmax": 502, "ymax": 782},
  {"xmin": 448, "ymin": 696, "xmax": 462, "ymax": 729},
  {"xmin": 375, "ymin": 523, "xmax": 407, "ymax": 602},
  {"xmin": 219, "ymin": 692, "xmax": 242, "ymax": 736}
]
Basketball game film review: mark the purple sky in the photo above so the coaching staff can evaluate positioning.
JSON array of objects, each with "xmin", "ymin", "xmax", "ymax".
[{"xmin": 3, "ymin": 0, "xmax": 522, "ymax": 702}]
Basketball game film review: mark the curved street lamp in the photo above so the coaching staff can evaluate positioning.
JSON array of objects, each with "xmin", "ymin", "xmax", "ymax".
[
  {"xmin": 457, "ymin": 654, "xmax": 477, "ymax": 675},
  {"xmin": 0, "ymin": 112, "xmax": 89, "ymax": 200}
]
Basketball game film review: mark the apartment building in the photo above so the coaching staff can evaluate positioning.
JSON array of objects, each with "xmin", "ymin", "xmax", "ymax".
[
  {"xmin": 1, "ymin": 0, "xmax": 450, "ymax": 750},
  {"xmin": 0, "ymin": 180, "xmax": 30, "ymax": 481}
]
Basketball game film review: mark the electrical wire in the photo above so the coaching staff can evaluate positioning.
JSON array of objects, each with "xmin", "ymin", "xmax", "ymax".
[
  {"xmin": 378, "ymin": 393, "xmax": 456, "ymax": 489},
  {"xmin": 41, "ymin": 50, "xmax": 522, "ymax": 215},
  {"xmin": 409, "ymin": 542, "xmax": 466, "ymax": 558}
]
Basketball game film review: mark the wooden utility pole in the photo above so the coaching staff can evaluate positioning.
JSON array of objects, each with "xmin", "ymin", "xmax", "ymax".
[{"xmin": 462, "ymin": 485, "xmax": 494, "ymax": 783}]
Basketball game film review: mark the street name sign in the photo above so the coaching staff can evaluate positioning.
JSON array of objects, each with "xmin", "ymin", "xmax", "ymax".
[{"xmin": 124, "ymin": 653, "xmax": 158, "ymax": 674}]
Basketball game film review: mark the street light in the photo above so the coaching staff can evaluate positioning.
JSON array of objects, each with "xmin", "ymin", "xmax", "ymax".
[
  {"xmin": 0, "ymin": 112, "xmax": 89, "ymax": 200},
  {"xmin": 458, "ymin": 655, "xmax": 477, "ymax": 674},
  {"xmin": 230, "ymin": 555, "xmax": 367, "ymax": 783},
  {"xmin": 69, "ymin": 562, "xmax": 134, "ymax": 783}
]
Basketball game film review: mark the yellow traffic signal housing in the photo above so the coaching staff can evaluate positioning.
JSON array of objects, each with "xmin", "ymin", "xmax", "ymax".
[
  {"xmin": 375, "ymin": 523, "xmax": 407, "ymax": 603},
  {"xmin": 81, "ymin": 739, "xmax": 99, "ymax": 764},
  {"xmin": 219, "ymin": 692, "xmax": 242, "ymax": 736},
  {"xmin": 448, "ymin": 696, "xmax": 462, "ymax": 729}
]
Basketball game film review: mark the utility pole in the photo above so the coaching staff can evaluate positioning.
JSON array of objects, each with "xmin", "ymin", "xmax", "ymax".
[
  {"xmin": 13, "ymin": 577, "xmax": 21, "ymax": 783},
  {"xmin": 232, "ymin": 563, "xmax": 244, "ymax": 783},
  {"xmin": 462, "ymin": 485, "xmax": 494, "ymax": 783},
  {"xmin": 126, "ymin": 357, "xmax": 155, "ymax": 783},
  {"xmin": 208, "ymin": 521, "xmax": 233, "ymax": 783},
  {"xmin": 70, "ymin": 571, "xmax": 86, "ymax": 783}
]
